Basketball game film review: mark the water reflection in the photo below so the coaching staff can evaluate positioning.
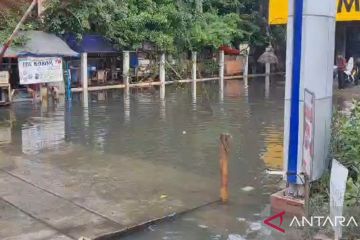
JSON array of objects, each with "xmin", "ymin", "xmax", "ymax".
[
  {"xmin": 124, "ymin": 87, "xmax": 131, "ymax": 123},
  {"xmin": 160, "ymin": 84, "xmax": 165, "ymax": 99},
  {"xmin": 265, "ymin": 75, "xmax": 270, "ymax": 99}
]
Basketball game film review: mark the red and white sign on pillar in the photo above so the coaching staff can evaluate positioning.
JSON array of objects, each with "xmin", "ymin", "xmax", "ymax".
[{"xmin": 302, "ymin": 89, "xmax": 315, "ymax": 177}]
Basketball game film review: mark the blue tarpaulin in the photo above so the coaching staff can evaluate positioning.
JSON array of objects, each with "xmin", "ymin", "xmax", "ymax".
[{"xmin": 65, "ymin": 34, "xmax": 119, "ymax": 54}]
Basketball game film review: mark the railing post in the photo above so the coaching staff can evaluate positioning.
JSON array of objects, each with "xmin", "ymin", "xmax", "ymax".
[
  {"xmin": 159, "ymin": 53, "xmax": 166, "ymax": 84},
  {"xmin": 219, "ymin": 50, "xmax": 225, "ymax": 99},
  {"xmin": 191, "ymin": 51, "xmax": 197, "ymax": 100},
  {"xmin": 159, "ymin": 53, "xmax": 166, "ymax": 99},
  {"xmin": 123, "ymin": 51, "xmax": 130, "ymax": 87},
  {"xmin": 81, "ymin": 52, "xmax": 88, "ymax": 91}
]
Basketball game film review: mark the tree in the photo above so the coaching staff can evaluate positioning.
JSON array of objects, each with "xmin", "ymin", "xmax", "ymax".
[
  {"xmin": 1, "ymin": 0, "xmax": 271, "ymax": 53},
  {"xmin": 0, "ymin": 2, "xmax": 39, "ymax": 46}
]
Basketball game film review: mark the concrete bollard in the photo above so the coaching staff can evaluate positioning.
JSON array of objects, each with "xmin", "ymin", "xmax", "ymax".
[
  {"xmin": 123, "ymin": 51, "xmax": 130, "ymax": 86},
  {"xmin": 219, "ymin": 133, "xmax": 231, "ymax": 203},
  {"xmin": 219, "ymin": 50, "xmax": 225, "ymax": 93},
  {"xmin": 81, "ymin": 53, "xmax": 88, "ymax": 91},
  {"xmin": 191, "ymin": 51, "xmax": 197, "ymax": 101},
  {"xmin": 219, "ymin": 50, "xmax": 225, "ymax": 101},
  {"xmin": 265, "ymin": 62, "xmax": 271, "ymax": 76},
  {"xmin": 159, "ymin": 53, "xmax": 166, "ymax": 84},
  {"xmin": 159, "ymin": 53, "xmax": 166, "ymax": 99}
]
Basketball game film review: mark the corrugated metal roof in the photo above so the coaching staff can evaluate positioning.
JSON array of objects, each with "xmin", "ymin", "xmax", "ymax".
[{"xmin": 2, "ymin": 31, "xmax": 79, "ymax": 58}]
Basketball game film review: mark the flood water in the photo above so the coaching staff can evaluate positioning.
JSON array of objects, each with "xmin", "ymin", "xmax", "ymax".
[{"xmin": 0, "ymin": 77, "xmax": 286, "ymax": 239}]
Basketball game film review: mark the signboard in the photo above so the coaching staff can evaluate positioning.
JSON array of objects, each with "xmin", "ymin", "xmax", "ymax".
[
  {"xmin": 18, "ymin": 57, "xmax": 63, "ymax": 85},
  {"xmin": 330, "ymin": 159, "xmax": 349, "ymax": 239},
  {"xmin": 269, "ymin": 0, "xmax": 360, "ymax": 25},
  {"xmin": 0, "ymin": 71, "xmax": 9, "ymax": 84},
  {"xmin": 302, "ymin": 89, "xmax": 315, "ymax": 177}
]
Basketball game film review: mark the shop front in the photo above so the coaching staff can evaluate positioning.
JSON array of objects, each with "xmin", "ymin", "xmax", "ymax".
[{"xmin": 269, "ymin": 0, "xmax": 360, "ymax": 59}]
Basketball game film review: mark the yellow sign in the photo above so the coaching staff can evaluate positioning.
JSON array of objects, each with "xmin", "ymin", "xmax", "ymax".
[{"xmin": 269, "ymin": 0, "xmax": 360, "ymax": 24}]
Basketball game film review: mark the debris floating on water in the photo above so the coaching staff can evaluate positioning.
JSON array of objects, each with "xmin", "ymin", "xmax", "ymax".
[
  {"xmin": 227, "ymin": 234, "xmax": 246, "ymax": 240},
  {"xmin": 198, "ymin": 224, "xmax": 209, "ymax": 229},
  {"xmin": 160, "ymin": 194, "xmax": 168, "ymax": 199},
  {"xmin": 236, "ymin": 217, "xmax": 246, "ymax": 222},
  {"xmin": 182, "ymin": 130, "xmax": 187, "ymax": 134},
  {"xmin": 265, "ymin": 169, "xmax": 284, "ymax": 176},
  {"xmin": 249, "ymin": 222, "xmax": 262, "ymax": 231},
  {"xmin": 241, "ymin": 186, "xmax": 255, "ymax": 192}
]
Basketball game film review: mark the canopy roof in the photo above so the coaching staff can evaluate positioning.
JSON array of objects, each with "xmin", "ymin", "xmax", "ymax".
[
  {"xmin": 2, "ymin": 31, "xmax": 79, "ymax": 58},
  {"xmin": 65, "ymin": 34, "xmax": 119, "ymax": 54}
]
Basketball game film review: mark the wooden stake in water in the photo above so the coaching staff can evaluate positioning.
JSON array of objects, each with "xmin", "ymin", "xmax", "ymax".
[{"xmin": 219, "ymin": 133, "xmax": 231, "ymax": 203}]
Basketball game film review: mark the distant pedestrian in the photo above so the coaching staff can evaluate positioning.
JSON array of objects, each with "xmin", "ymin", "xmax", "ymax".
[{"xmin": 337, "ymin": 54, "xmax": 347, "ymax": 89}]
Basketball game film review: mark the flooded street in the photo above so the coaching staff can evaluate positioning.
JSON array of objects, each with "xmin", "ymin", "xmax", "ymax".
[{"xmin": 0, "ymin": 78, "xmax": 286, "ymax": 239}]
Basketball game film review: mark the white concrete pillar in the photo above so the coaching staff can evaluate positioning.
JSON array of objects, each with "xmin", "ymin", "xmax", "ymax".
[
  {"xmin": 123, "ymin": 51, "xmax": 130, "ymax": 86},
  {"xmin": 159, "ymin": 53, "xmax": 166, "ymax": 99},
  {"xmin": 191, "ymin": 51, "xmax": 197, "ymax": 101},
  {"xmin": 159, "ymin": 53, "xmax": 166, "ymax": 84},
  {"xmin": 284, "ymin": 0, "xmax": 336, "ymax": 185},
  {"xmin": 81, "ymin": 53, "xmax": 88, "ymax": 90},
  {"xmin": 265, "ymin": 62, "xmax": 271, "ymax": 76},
  {"xmin": 240, "ymin": 44, "xmax": 250, "ymax": 78},
  {"xmin": 219, "ymin": 50, "xmax": 225, "ymax": 100}
]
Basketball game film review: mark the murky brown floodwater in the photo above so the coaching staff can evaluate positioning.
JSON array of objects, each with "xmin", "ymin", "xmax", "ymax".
[{"xmin": 0, "ymin": 77, "xmax": 286, "ymax": 239}]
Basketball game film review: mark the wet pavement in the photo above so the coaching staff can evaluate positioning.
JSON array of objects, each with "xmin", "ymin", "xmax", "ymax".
[{"xmin": 0, "ymin": 78, "xmax": 286, "ymax": 239}]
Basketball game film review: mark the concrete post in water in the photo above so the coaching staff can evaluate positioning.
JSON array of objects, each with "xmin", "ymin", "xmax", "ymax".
[
  {"xmin": 240, "ymin": 44, "xmax": 250, "ymax": 87},
  {"xmin": 271, "ymin": 0, "xmax": 337, "ymax": 215},
  {"xmin": 219, "ymin": 133, "xmax": 231, "ymax": 203},
  {"xmin": 81, "ymin": 53, "xmax": 88, "ymax": 91},
  {"xmin": 159, "ymin": 53, "xmax": 166, "ymax": 84},
  {"xmin": 159, "ymin": 53, "xmax": 166, "ymax": 99},
  {"xmin": 265, "ymin": 62, "xmax": 271, "ymax": 76},
  {"xmin": 123, "ymin": 51, "xmax": 130, "ymax": 86},
  {"xmin": 219, "ymin": 50, "xmax": 225, "ymax": 100},
  {"xmin": 191, "ymin": 51, "xmax": 197, "ymax": 101}
]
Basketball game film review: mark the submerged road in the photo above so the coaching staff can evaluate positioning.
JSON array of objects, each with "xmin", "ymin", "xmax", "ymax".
[{"xmin": 0, "ymin": 78, "xmax": 287, "ymax": 239}]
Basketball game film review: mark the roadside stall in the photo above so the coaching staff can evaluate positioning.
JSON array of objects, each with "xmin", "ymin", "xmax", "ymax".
[
  {"xmin": 0, "ymin": 71, "xmax": 11, "ymax": 106},
  {"xmin": 65, "ymin": 34, "xmax": 121, "ymax": 87},
  {"xmin": 1, "ymin": 31, "xmax": 79, "ymax": 102}
]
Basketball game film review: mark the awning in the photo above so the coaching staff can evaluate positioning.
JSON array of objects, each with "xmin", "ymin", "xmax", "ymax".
[
  {"xmin": 2, "ymin": 31, "xmax": 79, "ymax": 58},
  {"xmin": 219, "ymin": 45, "xmax": 240, "ymax": 55},
  {"xmin": 65, "ymin": 34, "xmax": 119, "ymax": 54}
]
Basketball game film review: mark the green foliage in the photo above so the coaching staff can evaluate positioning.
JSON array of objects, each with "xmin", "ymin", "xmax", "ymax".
[
  {"xmin": 312, "ymin": 101, "xmax": 360, "ymax": 209},
  {"xmin": 1, "ymin": 0, "xmax": 271, "ymax": 53},
  {"xmin": 332, "ymin": 101, "xmax": 360, "ymax": 182},
  {"xmin": 332, "ymin": 101, "xmax": 360, "ymax": 207},
  {"xmin": 0, "ymin": 6, "xmax": 39, "ymax": 45},
  {"xmin": 41, "ymin": 0, "xmax": 264, "ymax": 52}
]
